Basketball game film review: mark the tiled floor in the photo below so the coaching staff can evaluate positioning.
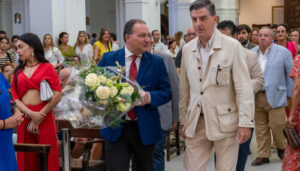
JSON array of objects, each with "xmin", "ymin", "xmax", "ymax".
[{"xmin": 165, "ymin": 134, "xmax": 283, "ymax": 171}]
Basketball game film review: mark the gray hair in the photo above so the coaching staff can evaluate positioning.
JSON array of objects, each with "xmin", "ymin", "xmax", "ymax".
[
  {"xmin": 189, "ymin": 0, "xmax": 216, "ymax": 16},
  {"xmin": 123, "ymin": 19, "xmax": 146, "ymax": 42},
  {"xmin": 259, "ymin": 26, "xmax": 275, "ymax": 38}
]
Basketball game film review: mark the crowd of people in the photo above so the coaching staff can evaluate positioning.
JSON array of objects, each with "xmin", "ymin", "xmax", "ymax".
[{"xmin": 1, "ymin": 0, "xmax": 300, "ymax": 171}]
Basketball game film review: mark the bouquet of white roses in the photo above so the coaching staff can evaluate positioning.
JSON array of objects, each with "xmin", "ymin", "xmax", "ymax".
[{"xmin": 55, "ymin": 63, "xmax": 141, "ymax": 128}]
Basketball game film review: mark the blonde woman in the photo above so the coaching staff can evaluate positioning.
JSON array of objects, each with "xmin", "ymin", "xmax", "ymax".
[
  {"xmin": 93, "ymin": 28, "xmax": 111, "ymax": 64},
  {"xmin": 74, "ymin": 31, "xmax": 93, "ymax": 66},
  {"xmin": 175, "ymin": 31, "xmax": 185, "ymax": 50},
  {"xmin": 43, "ymin": 34, "xmax": 64, "ymax": 69}
]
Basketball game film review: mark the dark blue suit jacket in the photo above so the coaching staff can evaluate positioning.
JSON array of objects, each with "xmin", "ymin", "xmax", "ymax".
[{"xmin": 98, "ymin": 48, "xmax": 171, "ymax": 145}]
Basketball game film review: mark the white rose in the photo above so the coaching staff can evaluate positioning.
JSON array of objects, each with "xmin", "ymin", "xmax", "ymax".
[
  {"xmin": 98, "ymin": 75, "xmax": 107, "ymax": 84},
  {"xmin": 124, "ymin": 103, "xmax": 131, "ymax": 111},
  {"xmin": 116, "ymin": 96, "xmax": 125, "ymax": 103},
  {"xmin": 85, "ymin": 73, "xmax": 100, "ymax": 89},
  {"xmin": 120, "ymin": 86, "xmax": 134, "ymax": 95},
  {"xmin": 110, "ymin": 86, "xmax": 118, "ymax": 97},
  {"xmin": 116, "ymin": 103, "xmax": 132, "ymax": 112},
  {"xmin": 95, "ymin": 86, "xmax": 110, "ymax": 99},
  {"xmin": 99, "ymin": 100, "xmax": 108, "ymax": 105}
]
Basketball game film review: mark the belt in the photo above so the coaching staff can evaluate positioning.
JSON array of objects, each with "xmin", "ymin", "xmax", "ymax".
[
  {"xmin": 124, "ymin": 120, "xmax": 137, "ymax": 124},
  {"xmin": 259, "ymin": 90, "xmax": 265, "ymax": 93}
]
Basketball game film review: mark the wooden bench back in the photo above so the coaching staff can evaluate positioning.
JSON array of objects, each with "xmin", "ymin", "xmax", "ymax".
[{"xmin": 56, "ymin": 120, "xmax": 102, "ymax": 139}]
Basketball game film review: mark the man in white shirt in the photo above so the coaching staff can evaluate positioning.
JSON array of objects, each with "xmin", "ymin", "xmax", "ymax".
[
  {"xmin": 98, "ymin": 19, "xmax": 171, "ymax": 171},
  {"xmin": 151, "ymin": 30, "xmax": 168, "ymax": 54},
  {"xmin": 179, "ymin": 0, "xmax": 254, "ymax": 170},
  {"xmin": 251, "ymin": 27, "xmax": 294, "ymax": 166}
]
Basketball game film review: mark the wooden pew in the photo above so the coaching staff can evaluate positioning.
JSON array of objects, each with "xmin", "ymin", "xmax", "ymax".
[
  {"xmin": 166, "ymin": 124, "xmax": 185, "ymax": 161},
  {"xmin": 14, "ymin": 143, "xmax": 52, "ymax": 171},
  {"xmin": 56, "ymin": 120, "xmax": 106, "ymax": 171}
]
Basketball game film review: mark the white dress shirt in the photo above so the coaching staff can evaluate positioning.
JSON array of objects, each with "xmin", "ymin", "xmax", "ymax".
[
  {"xmin": 258, "ymin": 46, "xmax": 271, "ymax": 72},
  {"xmin": 125, "ymin": 46, "xmax": 142, "ymax": 78},
  {"xmin": 45, "ymin": 47, "xmax": 64, "ymax": 66},
  {"xmin": 124, "ymin": 46, "xmax": 142, "ymax": 120},
  {"xmin": 198, "ymin": 31, "xmax": 215, "ymax": 75}
]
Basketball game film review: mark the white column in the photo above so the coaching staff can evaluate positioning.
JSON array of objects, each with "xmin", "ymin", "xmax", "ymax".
[
  {"xmin": 116, "ymin": 0, "xmax": 160, "ymax": 45},
  {"xmin": 177, "ymin": 0, "xmax": 193, "ymax": 34},
  {"xmin": 170, "ymin": 0, "xmax": 239, "ymax": 35},
  {"xmin": 26, "ymin": 0, "xmax": 86, "ymax": 45},
  {"xmin": 212, "ymin": 0, "xmax": 238, "ymax": 24},
  {"xmin": 169, "ymin": 0, "xmax": 193, "ymax": 36},
  {"xmin": 168, "ymin": 0, "xmax": 178, "ymax": 36},
  {"xmin": 116, "ymin": 0, "xmax": 126, "ymax": 45}
]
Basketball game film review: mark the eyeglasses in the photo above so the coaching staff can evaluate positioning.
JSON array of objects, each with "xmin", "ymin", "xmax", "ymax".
[{"xmin": 187, "ymin": 33, "xmax": 196, "ymax": 36}]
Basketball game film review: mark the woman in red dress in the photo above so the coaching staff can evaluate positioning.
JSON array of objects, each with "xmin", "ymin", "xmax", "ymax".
[
  {"xmin": 11, "ymin": 33, "xmax": 62, "ymax": 171},
  {"xmin": 282, "ymin": 54, "xmax": 300, "ymax": 170}
]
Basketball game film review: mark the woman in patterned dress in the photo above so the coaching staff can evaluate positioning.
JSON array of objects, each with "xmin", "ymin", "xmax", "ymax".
[{"xmin": 282, "ymin": 54, "xmax": 300, "ymax": 170}]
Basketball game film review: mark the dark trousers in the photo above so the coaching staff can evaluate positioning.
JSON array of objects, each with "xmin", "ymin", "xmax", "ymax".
[
  {"xmin": 153, "ymin": 129, "xmax": 168, "ymax": 171},
  {"xmin": 236, "ymin": 128, "xmax": 254, "ymax": 171},
  {"xmin": 105, "ymin": 121, "xmax": 155, "ymax": 171}
]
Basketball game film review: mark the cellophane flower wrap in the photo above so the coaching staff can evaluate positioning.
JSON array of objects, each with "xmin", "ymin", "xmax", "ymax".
[{"xmin": 54, "ymin": 62, "xmax": 141, "ymax": 128}]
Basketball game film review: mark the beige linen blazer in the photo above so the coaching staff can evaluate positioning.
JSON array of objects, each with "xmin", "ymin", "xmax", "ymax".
[
  {"xmin": 244, "ymin": 49, "xmax": 264, "ymax": 94},
  {"xmin": 179, "ymin": 30, "xmax": 254, "ymax": 141}
]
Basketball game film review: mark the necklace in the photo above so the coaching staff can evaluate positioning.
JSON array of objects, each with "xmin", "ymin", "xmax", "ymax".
[{"xmin": 26, "ymin": 62, "xmax": 40, "ymax": 68}]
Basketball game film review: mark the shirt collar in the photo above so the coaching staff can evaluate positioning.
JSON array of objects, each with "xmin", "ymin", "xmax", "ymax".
[
  {"xmin": 259, "ymin": 45, "xmax": 271, "ymax": 56},
  {"xmin": 245, "ymin": 40, "xmax": 250, "ymax": 48},
  {"xmin": 125, "ymin": 46, "xmax": 142, "ymax": 59},
  {"xmin": 197, "ymin": 30, "xmax": 215, "ymax": 49}
]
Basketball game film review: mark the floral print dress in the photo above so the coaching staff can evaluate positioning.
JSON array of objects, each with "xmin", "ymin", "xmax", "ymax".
[{"xmin": 282, "ymin": 55, "xmax": 300, "ymax": 171}]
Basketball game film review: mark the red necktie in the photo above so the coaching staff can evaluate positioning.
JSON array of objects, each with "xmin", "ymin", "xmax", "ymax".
[{"xmin": 128, "ymin": 55, "xmax": 137, "ymax": 120}]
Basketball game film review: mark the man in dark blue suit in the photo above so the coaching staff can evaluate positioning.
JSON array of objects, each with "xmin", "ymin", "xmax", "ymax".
[{"xmin": 98, "ymin": 19, "xmax": 171, "ymax": 171}]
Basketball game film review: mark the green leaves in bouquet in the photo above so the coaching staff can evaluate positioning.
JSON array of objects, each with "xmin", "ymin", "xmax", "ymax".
[
  {"xmin": 105, "ymin": 99, "xmax": 125, "ymax": 128},
  {"xmin": 131, "ymin": 89, "xmax": 140, "ymax": 102},
  {"xmin": 85, "ymin": 88, "xmax": 98, "ymax": 101},
  {"xmin": 79, "ymin": 64, "xmax": 104, "ymax": 79}
]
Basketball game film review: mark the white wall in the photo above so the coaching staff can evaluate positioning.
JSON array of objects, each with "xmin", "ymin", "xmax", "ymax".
[
  {"xmin": 28, "ymin": 0, "xmax": 53, "ymax": 40},
  {"xmin": 213, "ymin": 0, "xmax": 238, "ymax": 24},
  {"xmin": 0, "ymin": 0, "xmax": 13, "ymax": 37},
  {"xmin": 88, "ymin": 0, "xmax": 116, "ymax": 36},
  {"xmin": 11, "ymin": 0, "xmax": 26, "ymax": 36},
  {"xmin": 148, "ymin": 0, "xmax": 161, "ymax": 32},
  {"xmin": 239, "ymin": 0, "xmax": 284, "ymax": 27},
  {"xmin": 177, "ymin": 1, "xmax": 192, "ymax": 34}
]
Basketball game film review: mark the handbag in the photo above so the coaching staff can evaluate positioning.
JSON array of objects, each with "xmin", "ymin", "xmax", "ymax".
[
  {"xmin": 40, "ymin": 80, "xmax": 54, "ymax": 101},
  {"xmin": 283, "ymin": 126, "xmax": 300, "ymax": 149}
]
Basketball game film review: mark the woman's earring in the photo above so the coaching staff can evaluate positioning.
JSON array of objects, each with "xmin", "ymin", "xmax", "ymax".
[{"xmin": 32, "ymin": 52, "xmax": 34, "ymax": 57}]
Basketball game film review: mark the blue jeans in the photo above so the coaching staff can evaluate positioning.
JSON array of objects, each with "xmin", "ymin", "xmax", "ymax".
[
  {"xmin": 153, "ymin": 129, "xmax": 168, "ymax": 171},
  {"xmin": 214, "ymin": 128, "xmax": 254, "ymax": 171}
]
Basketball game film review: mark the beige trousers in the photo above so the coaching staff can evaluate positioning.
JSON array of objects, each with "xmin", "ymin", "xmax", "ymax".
[
  {"xmin": 255, "ymin": 92, "xmax": 286, "ymax": 158},
  {"xmin": 184, "ymin": 115, "xmax": 239, "ymax": 171}
]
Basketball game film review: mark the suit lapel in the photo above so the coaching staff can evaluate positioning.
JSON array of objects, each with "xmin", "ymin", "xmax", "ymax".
[
  {"xmin": 115, "ymin": 48, "xmax": 125, "ymax": 66},
  {"xmin": 264, "ymin": 44, "xmax": 276, "ymax": 73},
  {"xmin": 137, "ymin": 52, "xmax": 151, "ymax": 83},
  {"xmin": 202, "ymin": 30, "xmax": 222, "ymax": 80}
]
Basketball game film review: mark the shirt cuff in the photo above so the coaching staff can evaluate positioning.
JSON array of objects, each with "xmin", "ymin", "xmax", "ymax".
[{"xmin": 147, "ymin": 92, "xmax": 151, "ymax": 104}]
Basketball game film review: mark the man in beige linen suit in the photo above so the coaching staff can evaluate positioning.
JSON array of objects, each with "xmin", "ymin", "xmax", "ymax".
[{"xmin": 179, "ymin": 1, "xmax": 254, "ymax": 170}]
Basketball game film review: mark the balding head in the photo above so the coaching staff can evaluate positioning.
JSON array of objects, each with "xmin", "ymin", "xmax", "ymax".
[
  {"xmin": 59, "ymin": 68, "xmax": 71, "ymax": 89},
  {"xmin": 186, "ymin": 27, "xmax": 196, "ymax": 43}
]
